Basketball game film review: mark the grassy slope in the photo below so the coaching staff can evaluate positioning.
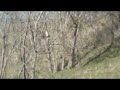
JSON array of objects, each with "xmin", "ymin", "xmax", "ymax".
[
  {"xmin": 38, "ymin": 45, "xmax": 120, "ymax": 79},
  {"xmin": 6, "ymin": 44, "xmax": 120, "ymax": 79},
  {"xmin": 53, "ymin": 56, "xmax": 120, "ymax": 79}
]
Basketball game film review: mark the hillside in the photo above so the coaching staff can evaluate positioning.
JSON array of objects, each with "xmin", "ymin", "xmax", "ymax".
[{"xmin": 38, "ymin": 45, "xmax": 120, "ymax": 79}]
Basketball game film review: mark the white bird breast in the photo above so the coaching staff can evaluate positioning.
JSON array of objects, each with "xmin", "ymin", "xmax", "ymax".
[{"xmin": 45, "ymin": 31, "xmax": 48, "ymax": 37}]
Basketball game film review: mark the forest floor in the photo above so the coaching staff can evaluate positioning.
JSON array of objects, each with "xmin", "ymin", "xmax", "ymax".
[{"xmin": 38, "ymin": 45, "xmax": 120, "ymax": 79}]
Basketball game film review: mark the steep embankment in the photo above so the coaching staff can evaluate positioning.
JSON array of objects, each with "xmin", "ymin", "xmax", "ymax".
[{"xmin": 37, "ymin": 45, "xmax": 120, "ymax": 79}]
